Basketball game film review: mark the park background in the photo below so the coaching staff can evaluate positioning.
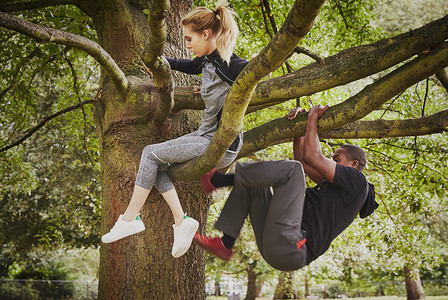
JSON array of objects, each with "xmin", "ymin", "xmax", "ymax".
[{"xmin": 0, "ymin": 0, "xmax": 447, "ymax": 299}]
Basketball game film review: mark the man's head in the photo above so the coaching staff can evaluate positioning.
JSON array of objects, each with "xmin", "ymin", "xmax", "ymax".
[{"xmin": 332, "ymin": 144, "xmax": 367, "ymax": 171}]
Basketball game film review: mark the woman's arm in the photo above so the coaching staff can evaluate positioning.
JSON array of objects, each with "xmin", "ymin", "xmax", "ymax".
[{"xmin": 165, "ymin": 56, "xmax": 203, "ymax": 74}]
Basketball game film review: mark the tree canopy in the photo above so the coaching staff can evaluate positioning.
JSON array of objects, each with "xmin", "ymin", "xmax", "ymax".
[{"xmin": 0, "ymin": 0, "xmax": 447, "ymax": 298}]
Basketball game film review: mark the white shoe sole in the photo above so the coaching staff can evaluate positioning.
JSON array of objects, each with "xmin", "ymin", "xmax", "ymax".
[
  {"xmin": 172, "ymin": 218, "xmax": 199, "ymax": 258},
  {"xmin": 101, "ymin": 226, "xmax": 145, "ymax": 243},
  {"xmin": 101, "ymin": 217, "xmax": 146, "ymax": 243}
]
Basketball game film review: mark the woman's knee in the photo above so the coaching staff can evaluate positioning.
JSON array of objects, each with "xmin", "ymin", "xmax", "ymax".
[{"xmin": 141, "ymin": 145, "xmax": 153, "ymax": 158}]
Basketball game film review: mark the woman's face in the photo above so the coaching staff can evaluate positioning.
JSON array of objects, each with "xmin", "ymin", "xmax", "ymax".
[{"xmin": 182, "ymin": 25, "xmax": 216, "ymax": 57}]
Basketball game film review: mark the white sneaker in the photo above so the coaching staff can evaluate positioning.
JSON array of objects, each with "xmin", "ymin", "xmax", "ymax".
[
  {"xmin": 171, "ymin": 216, "xmax": 199, "ymax": 258},
  {"xmin": 101, "ymin": 215, "xmax": 145, "ymax": 243}
]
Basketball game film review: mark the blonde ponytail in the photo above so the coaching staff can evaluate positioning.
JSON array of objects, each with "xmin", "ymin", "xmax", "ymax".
[
  {"xmin": 181, "ymin": 1, "xmax": 239, "ymax": 64},
  {"xmin": 214, "ymin": 2, "xmax": 238, "ymax": 64}
]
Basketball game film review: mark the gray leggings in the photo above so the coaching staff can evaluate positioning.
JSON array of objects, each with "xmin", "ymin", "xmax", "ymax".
[{"xmin": 135, "ymin": 132, "xmax": 239, "ymax": 193}]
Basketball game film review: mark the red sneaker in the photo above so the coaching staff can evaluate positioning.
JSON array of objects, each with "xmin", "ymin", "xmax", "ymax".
[
  {"xmin": 200, "ymin": 168, "xmax": 218, "ymax": 194},
  {"xmin": 193, "ymin": 233, "xmax": 234, "ymax": 261}
]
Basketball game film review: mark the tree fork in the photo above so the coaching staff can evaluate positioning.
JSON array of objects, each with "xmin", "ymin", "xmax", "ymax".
[{"xmin": 142, "ymin": 0, "xmax": 174, "ymax": 132}]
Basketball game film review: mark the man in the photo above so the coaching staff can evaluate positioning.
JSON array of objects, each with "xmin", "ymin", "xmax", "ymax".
[{"xmin": 194, "ymin": 105, "xmax": 378, "ymax": 271}]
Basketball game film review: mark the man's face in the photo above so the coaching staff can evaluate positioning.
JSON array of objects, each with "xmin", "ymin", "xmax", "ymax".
[{"xmin": 332, "ymin": 148, "xmax": 359, "ymax": 169}]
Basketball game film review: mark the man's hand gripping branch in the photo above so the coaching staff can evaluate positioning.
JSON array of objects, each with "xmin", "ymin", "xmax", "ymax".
[{"xmin": 287, "ymin": 104, "xmax": 336, "ymax": 184}]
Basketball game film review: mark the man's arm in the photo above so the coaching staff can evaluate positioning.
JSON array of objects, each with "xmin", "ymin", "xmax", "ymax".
[
  {"xmin": 293, "ymin": 136, "xmax": 324, "ymax": 184},
  {"xmin": 302, "ymin": 105, "xmax": 337, "ymax": 183},
  {"xmin": 287, "ymin": 107, "xmax": 324, "ymax": 183}
]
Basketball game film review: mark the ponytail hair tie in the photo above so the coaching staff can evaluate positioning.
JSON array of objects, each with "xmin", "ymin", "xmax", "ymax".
[{"xmin": 212, "ymin": 9, "xmax": 219, "ymax": 16}]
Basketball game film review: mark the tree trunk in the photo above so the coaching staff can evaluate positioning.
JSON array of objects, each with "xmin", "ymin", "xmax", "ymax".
[
  {"xmin": 404, "ymin": 265, "xmax": 425, "ymax": 300},
  {"xmin": 274, "ymin": 271, "xmax": 298, "ymax": 299},
  {"xmin": 245, "ymin": 261, "xmax": 258, "ymax": 300},
  {"xmin": 215, "ymin": 276, "xmax": 221, "ymax": 296},
  {"xmin": 304, "ymin": 274, "xmax": 309, "ymax": 297},
  {"xmin": 94, "ymin": 0, "xmax": 211, "ymax": 298}
]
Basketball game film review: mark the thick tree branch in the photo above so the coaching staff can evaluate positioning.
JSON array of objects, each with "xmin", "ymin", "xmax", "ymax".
[
  {"xmin": 0, "ymin": 0, "xmax": 76, "ymax": 12},
  {"xmin": 435, "ymin": 69, "xmax": 448, "ymax": 91},
  {"xmin": 319, "ymin": 110, "xmax": 448, "ymax": 139},
  {"xmin": 171, "ymin": 15, "xmax": 448, "ymax": 113},
  {"xmin": 0, "ymin": 99, "xmax": 96, "ymax": 153},
  {"xmin": 172, "ymin": 86, "xmax": 203, "ymax": 111},
  {"xmin": 238, "ymin": 43, "xmax": 448, "ymax": 158},
  {"xmin": 168, "ymin": 0, "xmax": 326, "ymax": 180},
  {"xmin": 248, "ymin": 14, "xmax": 448, "ymax": 110},
  {"xmin": 141, "ymin": 0, "xmax": 173, "ymax": 133},
  {"xmin": 0, "ymin": 11, "xmax": 128, "ymax": 95}
]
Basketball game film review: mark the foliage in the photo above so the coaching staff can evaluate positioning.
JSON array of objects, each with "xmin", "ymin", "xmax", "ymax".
[
  {"xmin": 0, "ymin": 247, "xmax": 99, "ymax": 300},
  {"xmin": 1, "ymin": 0, "xmax": 448, "ymax": 298},
  {"xmin": 0, "ymin": 4, "xmax": 101, "ymax": 275},
  {"xmin": 194, "ymin": 0, "xmax": 448, "ymax": 297}
]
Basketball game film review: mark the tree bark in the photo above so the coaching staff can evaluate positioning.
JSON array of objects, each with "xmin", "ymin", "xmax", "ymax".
[
  {"xmin": 304, "ymin": 274, "xmax": 310, "ymax": 297},
  {"xmin": 239, "ymin": 42, "xmax": 448, "ymax": 158},
  {"xmin": 90, "ymin": 0, "xmax": 209, "ymax": 299},
  {"xmin": 404, "ymin": 265, "xmax": 425, "ymax": 300},
  {"xmin": 214, "ymin": 276, "xmax": 221, "ymax": 296},
  {"xmin": 245, "ymin": 261, "xmax": 258, "ymax": 300},
  {"xmin": 274, "ymin": 271, "xmax": 298, "ymax": 299}
]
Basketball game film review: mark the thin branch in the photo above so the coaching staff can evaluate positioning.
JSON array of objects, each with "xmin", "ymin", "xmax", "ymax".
[
  {"xmin": 379, "ymin": 91, "xmax": 405, "ymax": 119},
  {"xmin": 412, "ymin": 136, "xmax": 419, "ymax": 169},
  {"xmin": 291, "ymin": 46, "xmax": 325, "ymax": 65},
  {"xmin": 2, "ymin": 47, "xmax": 66, "ymax": 146},
  {"xmin": 422, "ymin": 78, "xmax": 429, "ymax": 118},
  {"xmin": 332, "ymin": 0, "xmax": 352, "ymax": 30},
  {"xmin": 0, "ymin": 99, "xmax": 96, "ymax": 153},
  {"xmin": 0, "ymin": 47, "xmax": 43, "ymax": 100},
  {"xmin": 259, "ymin": 0, "xmax": 273, "ymax": 38},
  {"xmin": 260, "ymin": 0, "xmax": 277, "ymax": 37},
  {"xmin": 0, "ymin": 11, "xmax": 128, "ymax": 95},
  {"xmin": 65, "ymin": 56, "xmax": 95, "ymax": 167}
]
